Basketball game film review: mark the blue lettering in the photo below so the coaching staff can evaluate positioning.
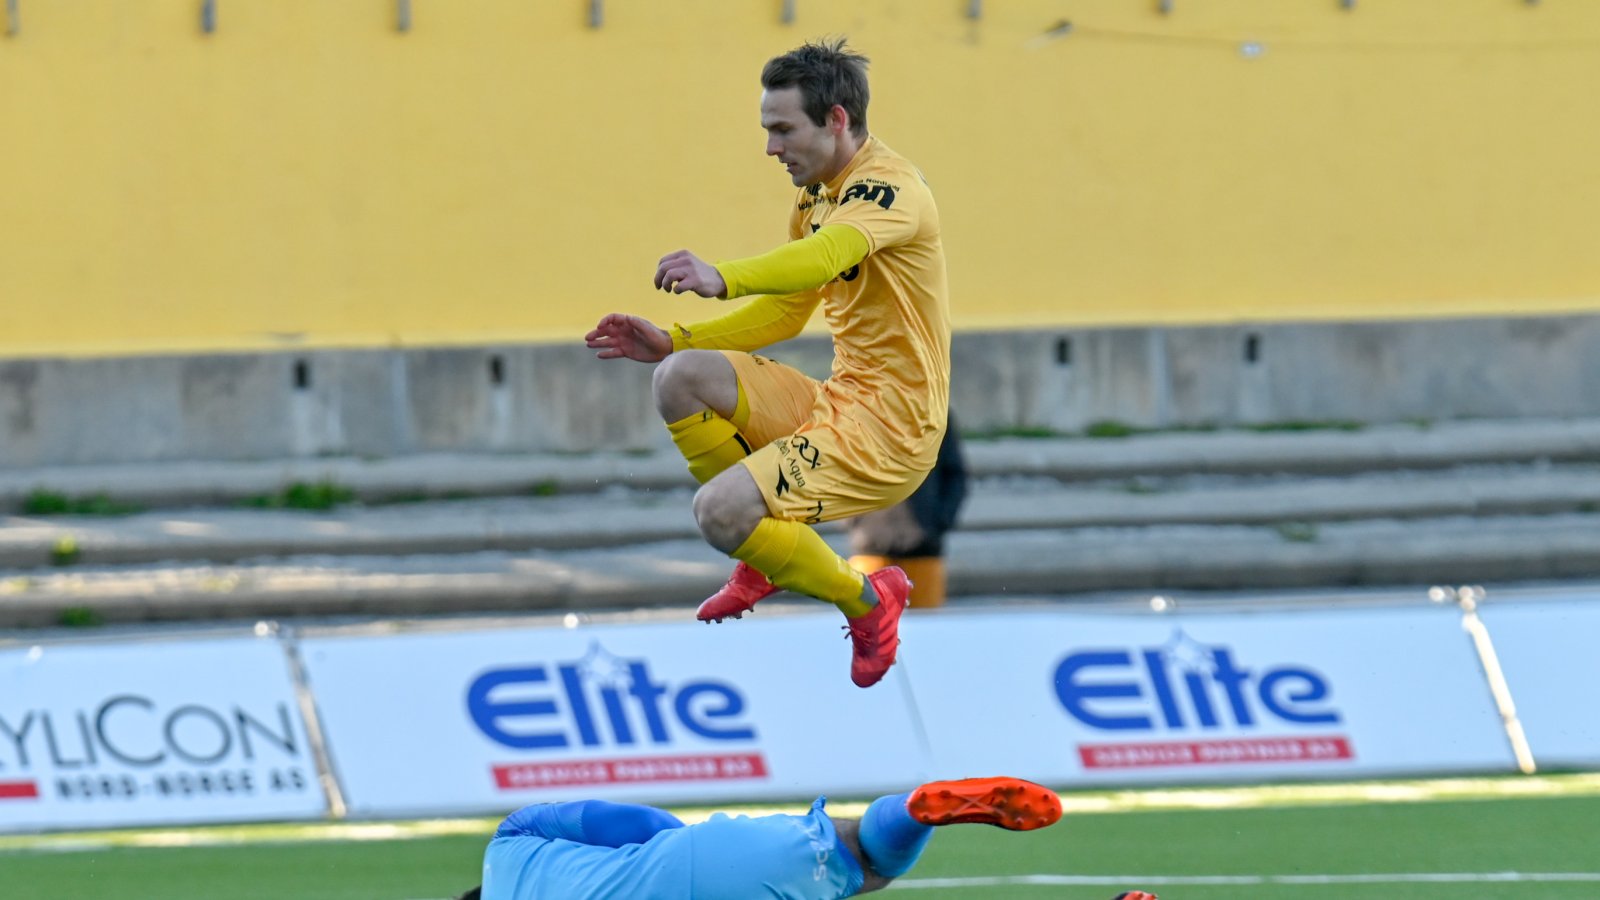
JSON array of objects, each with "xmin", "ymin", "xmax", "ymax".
[
  {"xmin": 626, "ymin": 662, "xmax": 671, "ymax": 743},
  {"xmin": 469, "ymin": 658, "xmax": 759, "ymax": 750},
  {"xmin": 1056, "ymin": 645, "xmax": 1344, "ymax": 734},
  {"xmin": 1054, "ymin": 652, "xmax": 1152, "ymax": 730},
  {"xmin": 600, "ymin": 687, "xmax": 633, "ymax": 745},
  {"xmin": 1259, "ymin": 668, "xmax": 1340, "ymax": 724},
  {"xmin": 674, "ymin": 684, "xmax": 755, "ymax": 740},
  {"xmin": 1142, "ymin": 650, "xmax": 1185, "ymax": 728},
  {"xmin": 558, "ymin": 665, "xmax": 600, "ymax": 747},
  {"xmin": 1210, "ymin": 649, "xmax": 1255, "ymax": 727},
  {"xmin": 1182, "ymin": 671, "xmax": 1221, "ymax": 728},
  {"xmin": 466, "ymin": 667, "xmax": 568, "ymax": 749}
]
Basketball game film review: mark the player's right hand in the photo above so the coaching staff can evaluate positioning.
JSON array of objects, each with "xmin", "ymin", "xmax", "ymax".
[{"xmin": 585, "ymin": 313, "xmax": 673, "ymax": 363}]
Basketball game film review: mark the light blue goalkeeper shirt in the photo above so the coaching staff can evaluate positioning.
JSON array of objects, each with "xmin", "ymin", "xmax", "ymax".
[{"xmin": 482, "ymin": 796, "xmax": 865, "ymax": 900}]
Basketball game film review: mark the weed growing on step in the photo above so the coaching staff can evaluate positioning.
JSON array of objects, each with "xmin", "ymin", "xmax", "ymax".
[
  {"xmin": 1084, "ymin": 420, "xmax": 1137, "ymax": 438},
  {"xmin": 961, "ymin": 425, "xmax": 1059, "ymax": 440},
  {"xmin": 22, "ymin": 490, "xmax": 142, "ymax": 516},
  {"xmin": 58, "ymin": 606, "xmax": 103, "ymax": 628},
  {"xmin": 1246, "ymin": 420, "xmax": 1364, "ymax": 433},
  {"xmin": 245, "ymin": 480, "xmax": 356, "ymax": 511}
]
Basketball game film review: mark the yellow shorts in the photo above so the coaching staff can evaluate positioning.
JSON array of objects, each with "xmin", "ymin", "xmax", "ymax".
[{"xmin": 723, "ymin": 351, "xmax": 930, "ymax": 525}]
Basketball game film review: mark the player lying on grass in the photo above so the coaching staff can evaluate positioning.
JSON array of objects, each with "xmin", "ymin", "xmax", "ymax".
[{"xmin": 456, "ymin": 776, "xmax": 1068, "ymax": 899}]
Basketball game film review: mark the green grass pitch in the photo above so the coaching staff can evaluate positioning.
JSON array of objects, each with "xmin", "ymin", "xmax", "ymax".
[{"xmin": 3, "ymin": 775, "xmax": 1598, "ymax": 899}]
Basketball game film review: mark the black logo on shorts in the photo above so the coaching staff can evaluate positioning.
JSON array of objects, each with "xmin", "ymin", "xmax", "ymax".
[
  {"xmin": 773, "ymin": 437, "xmax": 817, "ymax": 495},
  {"xmin": 804, "ymin": 501, "xmax": 824, "ymax": 525},
  {"xmin": 794, "ymin": 436, "xmax": 822, "ymax": 469}
]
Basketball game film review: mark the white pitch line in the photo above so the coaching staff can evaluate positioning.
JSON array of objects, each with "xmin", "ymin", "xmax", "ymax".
[{"xmin": 890, "ymin": 872, "xmax": 1600, "ymax": 889}]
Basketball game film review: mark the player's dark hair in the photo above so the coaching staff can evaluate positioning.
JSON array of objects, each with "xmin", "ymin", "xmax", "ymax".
[
  {"xmin": 761, "ymin": 37, "xmax": 870, "ymax": 138},
  {"xmin": 456, "ymin": 887, "xmax": 481, "ymax": 900}
]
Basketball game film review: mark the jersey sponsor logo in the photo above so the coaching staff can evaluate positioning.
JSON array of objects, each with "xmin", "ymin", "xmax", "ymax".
[
  {"xmin": 1053, "ymin": 629, "xmax": 1352, "ymax": 770},
  {"xmin": 797, "ymin": 183, "xmax": 825, "ymax": 211},
  {"xmin": 840, "ymin": 180, "xmax": 897, "ymax": 210},
  {"xmin": 467, "ymin": 641, "xmax": 758, "ymax": 751}
]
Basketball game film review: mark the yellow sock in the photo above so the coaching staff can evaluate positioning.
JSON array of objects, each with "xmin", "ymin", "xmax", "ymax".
[
  {"xmin": 666, "ymin": 411, "xmax": 752, "ymax": 484},
  {"xmin": 735, "ymin": 518, "xmax": 875, "ymax": 618}
]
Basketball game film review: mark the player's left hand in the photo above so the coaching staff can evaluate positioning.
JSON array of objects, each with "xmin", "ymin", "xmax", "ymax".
[{"xmin": 654, "ymin": 250, "xmax": 727, "ymax": 298}]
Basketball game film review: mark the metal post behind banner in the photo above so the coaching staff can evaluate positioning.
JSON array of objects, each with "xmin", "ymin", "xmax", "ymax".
[
  {"xmin": 268, "ymin": 622, "xmax": 351, "ymax": 819},
  {"xmin": 1433, "ymin": 585, "xmax": 1538, "ymax": 775}
]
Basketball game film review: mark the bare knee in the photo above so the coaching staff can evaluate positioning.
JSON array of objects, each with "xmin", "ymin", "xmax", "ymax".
[
  {"xmin": 653, "ymin": 350, "xmax": 738, "ymax": 422},
  {"xmin": 693, "ymin": 467, "xmax": 769, "ymax": 554}
]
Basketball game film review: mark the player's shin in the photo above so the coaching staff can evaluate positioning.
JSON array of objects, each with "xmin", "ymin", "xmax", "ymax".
[
  {"xmin": 732, "ymin": 517, "xmax": 872, "ymax": 615},
  {"xmin": 667, "ymin": 411, "xmax": 752, "ymax": 484}
]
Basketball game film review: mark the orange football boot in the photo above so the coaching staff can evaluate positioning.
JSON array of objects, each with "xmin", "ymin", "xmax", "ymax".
[{"xmin": 907, "ymin": 776, "xmax": 1063, "ymax": 831}]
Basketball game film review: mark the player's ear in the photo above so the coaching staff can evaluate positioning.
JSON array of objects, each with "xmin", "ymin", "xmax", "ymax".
[{"xmin": 828, "ymin": 104, "xmax": 851, "ymax": 135}]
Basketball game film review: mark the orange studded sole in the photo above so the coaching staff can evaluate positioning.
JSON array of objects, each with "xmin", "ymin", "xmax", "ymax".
[{"xmin": 907, "ymin": 777, "xmax": 1063, "ymax": 831}]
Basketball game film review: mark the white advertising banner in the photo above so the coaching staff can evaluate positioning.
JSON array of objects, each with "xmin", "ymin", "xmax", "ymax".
[
  {"xmin": 300, "ymin": 614, "xmax": 931, "ymax": 818},
  {"xmin": 900, "ymin": 605, "xmax": 1515, "ymax": 785},
  {"xmin": 0, "ymin": 636, "xmax": 327, "ymax": 833},
  {"xmin": 1476, "ymin": 596, "xmax": 1600, "ymax": 767}
]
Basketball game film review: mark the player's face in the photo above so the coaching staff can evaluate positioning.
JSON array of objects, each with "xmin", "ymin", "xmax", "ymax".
[{"xmin": 761, "ymin": 87, "xmax": 840, "ymax": 187}]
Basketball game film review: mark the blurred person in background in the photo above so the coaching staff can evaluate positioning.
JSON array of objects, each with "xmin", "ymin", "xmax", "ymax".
[
  {"xmin": 586, "ymin": 38, "xmax": 951, "ymax": 689},
  {"xmin": 846, "ymin": 416, "xmax": 967, "ymax": 608}
]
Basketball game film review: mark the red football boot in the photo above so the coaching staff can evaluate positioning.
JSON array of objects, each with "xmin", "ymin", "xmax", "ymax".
[
  {"xmin": 907, "ymin": 776, "xmax": 1063, "ymax": 831},
  {"xmin": 1111, "ymin": 893, "xmax": 1159, "ymax": 900},
  {"xmin": 845, "ymin": 566, "xmax": 911, "ymax": 688},
  {"xmin": 695, "ymin": 561, "xmax": 779, "ymax": 623}
]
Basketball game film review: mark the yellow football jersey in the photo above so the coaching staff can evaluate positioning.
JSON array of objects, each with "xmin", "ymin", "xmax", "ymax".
[{"xmin": 789, "ymin": 136, "xmax": 951, "ymax": 471}]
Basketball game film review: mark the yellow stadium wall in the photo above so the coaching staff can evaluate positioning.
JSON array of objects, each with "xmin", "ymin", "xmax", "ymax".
[{"xmin": 2, "ymin": 0, "xmax": 1598, "ymax": 359}]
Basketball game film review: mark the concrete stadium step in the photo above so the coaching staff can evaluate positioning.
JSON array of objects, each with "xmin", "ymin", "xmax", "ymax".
[
  {"xmin": 4, "ymin": 416, "xmax": 1598, "ymax": 628},
  {"xmin": 2, "ymin": 417, "xmax": 1598, "ymax": 509},
  {"xmin": 4, "ymin": 513, "xmax": 1599, "ymax": 629},
  {"xmin": 1, "ymin": 463, "xmax": 1597, "ymax": 569}
]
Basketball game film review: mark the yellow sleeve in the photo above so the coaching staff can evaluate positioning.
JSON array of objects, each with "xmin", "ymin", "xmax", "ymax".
[
  {"xmin": 670, "ymin": 290, "xmax": 824, "ymax": 354},
  {"xmin": 713, "ymin": 224, "xmax": 870, "ymax": 300},
  {"xmin": 830, "ymin": 173, "xmax": 924, "ymax": 254}
]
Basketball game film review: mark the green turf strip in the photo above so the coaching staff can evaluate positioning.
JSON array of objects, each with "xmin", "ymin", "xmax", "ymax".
[{"xmin": 3, "ymin": 774, "xmax": 1598, "ymax": 899}]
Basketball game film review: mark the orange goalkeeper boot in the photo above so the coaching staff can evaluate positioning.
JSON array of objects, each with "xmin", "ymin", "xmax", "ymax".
[
  {"xmin": 696, "ymin": 561, "xmax": 779, "ymax": 623},
  {"xmin": 907, "ymin": 776, "xmax": 1063, "ymax": 831}
]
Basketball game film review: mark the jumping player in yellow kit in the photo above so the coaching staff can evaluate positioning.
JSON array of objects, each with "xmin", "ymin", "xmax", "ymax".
[{"xmin": 585, "ymin": 39, "xmax": 950, "ymax": 688}]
